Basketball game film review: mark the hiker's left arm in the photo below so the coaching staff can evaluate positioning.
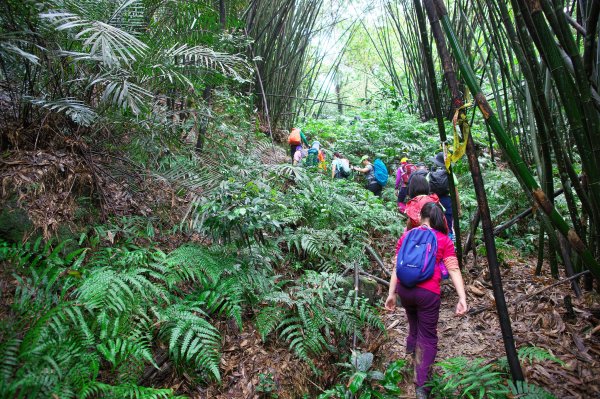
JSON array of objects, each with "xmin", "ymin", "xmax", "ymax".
[
  {"xmin": 353, "ymin": 166, "xmax": 368, "ymax": 173},
  {"xmin": 448, "ymin": 265, "xmax": 467, "ymax": 316}
]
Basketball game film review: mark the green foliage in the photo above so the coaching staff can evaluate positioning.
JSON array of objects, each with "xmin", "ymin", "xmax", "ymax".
[
  {"xmin": 303, "ymin": 111, "xmax": 441, "ymax": 166},
  {"xmin": 496, "ymin": 346, "xmax": 564, "ymax": 371},
  {"xmin": 318, "ymin": 352, "xmax": 406, "ymax": 398},
  {"xmin": 191, "ymin": 147, "xmax": 402, "ymax": 272},
  {"xmin": 255, "ymin": 272, "xmax": 384, "ymax": 369},
  {"xmin": 508, "ymin": 380, "xmax": 556, "ymax": 399},
  {"xmin": 429, "ymin": 357, "xmax": 509, "ymax": 399},
  {"xmin": 256, "ymin": 372, "xmax": 279, "ymax": 398},
  {"xmin": 429, "ymin": 348, "xmax": 561, "ymax": 399},
  {"xmin": 0, "ymin": 238, "xmax": 244, "ymax": 397},
  {"xmin": 158, "ymin": 302, "xmax": 222, "ymax": 380}
]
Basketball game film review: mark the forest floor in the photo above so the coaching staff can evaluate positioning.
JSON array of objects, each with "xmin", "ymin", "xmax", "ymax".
[{"xmin": 379, "ymin": 254, "xmax": 600, "ymax": 399}]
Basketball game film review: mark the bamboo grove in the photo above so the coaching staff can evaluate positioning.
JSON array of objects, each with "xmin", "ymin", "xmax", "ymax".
[{"xmin": 380, "ymin": 1, "xmax": 600, "ymax": 275}]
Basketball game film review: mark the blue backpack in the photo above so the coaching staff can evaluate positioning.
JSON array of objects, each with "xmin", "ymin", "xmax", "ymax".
[
  {"xmin": 373, "ymin": 159, "xmax": 388, "ymax": 186},
  {"xmin": 304, "ymin": 148, "xmax": 319, "ymax": 167},
  {"xmin": 396, "ymin": 226, "xmax": 438, "ymax": 287}
]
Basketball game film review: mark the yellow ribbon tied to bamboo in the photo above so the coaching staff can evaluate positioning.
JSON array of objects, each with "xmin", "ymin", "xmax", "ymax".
[{"xmin": 444, "ymin": 102, "xmax": 472, "ymax": 171}]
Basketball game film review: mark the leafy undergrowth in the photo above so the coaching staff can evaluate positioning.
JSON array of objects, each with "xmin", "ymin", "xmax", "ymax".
[{"xmin": 1, "ymin": 105, "xmax": 598, "ymax": 399}]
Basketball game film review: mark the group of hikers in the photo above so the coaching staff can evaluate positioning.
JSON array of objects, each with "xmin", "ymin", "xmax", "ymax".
[
  {"xmin": 288, "ymin": 128, "xmax": 388, "ymax": 194},
  {"xmin": 288, "ymin": 126, "xmax": 468, "ymax": 399}
]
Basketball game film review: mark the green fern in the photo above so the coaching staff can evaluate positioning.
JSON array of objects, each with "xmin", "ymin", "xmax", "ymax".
[
  {"xmin": 517, "ymin": 346, "xmax": 564, "ymax": 366},
  {"xmin": 497, "ymin": 346, "xmax": 565, "ymax": 372},
  {"xmin": 255, "ymin": 306, "xmax": 286, "ymax": 341},
  {"xmin": 508, "ymin": 380, "xmax": 556, "ymax": 399},
  {"xmin": 197, "ymin": 276, "xmax": 243, "ymax": 329},
  {"xmin": 257, "ymin": 272, "xmax": 384, "ymax": 369},
  {"xmin": 81, "ymin": 381, "xmax": 183, "ymax": 399},
  {"xmin": 429, "ymin": 357, "xmax": 509, "ymax": 399},
  {"xmin": 158, "ymin": 302, "xmax": 222, "ymax": 381},
  {"xmin": 76, "ymin": 267, "xmax": 168, "ymax": 312},
  {"xmin": 163, "ymin": 244, "xmax": 230, "ymax": 286}
]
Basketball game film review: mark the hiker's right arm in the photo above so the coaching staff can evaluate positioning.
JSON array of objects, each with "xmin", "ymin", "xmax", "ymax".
[
  {"xmin": 385, "ymin": 272, "xmax": 398, "ymax": 311},
  {"xmin": 385, "ymin": 237, "xmax": 404, "ymax": 311}
]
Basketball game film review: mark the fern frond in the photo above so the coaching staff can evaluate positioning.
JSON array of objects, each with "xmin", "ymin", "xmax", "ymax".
[
  {"xmin": 517, "ymin": 346, "xmax": 564, "ymax": 366},
  {"xmin": 81, "ymin": 381, "xmax": 180, "ymax": 399},
  {"xmin": 96, "ymin": 337, "xmax": 154, "ymax": 369},
  {"xmin": 158, "ymin": 303, "xmax": 222, "ymax": 381},
  {"xmin": 164, "ymin": 244, "xmax": 229, "ymax": 286},
  {"xmin": 255, "ymin": 306, "xmax": 286, "ymax": 341},
  {"xmin": 0, "ymin": 337, "xmax": 20, "ymax": 381},
  {"xmin": 197, "ymin": 276, "xmax": 243, "ymax": 329},
  {"xmin": 76, "ymin": 267, "xmax": 167, "ymax": 313}
]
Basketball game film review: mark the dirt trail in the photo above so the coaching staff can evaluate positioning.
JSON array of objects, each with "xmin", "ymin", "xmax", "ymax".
[{"xmin": 377, "ymin": 257, "xmax": 600, "ymax": 399}]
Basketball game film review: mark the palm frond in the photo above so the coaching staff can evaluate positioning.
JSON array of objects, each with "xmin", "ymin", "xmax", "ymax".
[
  {"xmin": 41, "ymin": 11, "xmax": 148, "ymax": 66},
  {"xmin": 91, "ymin": 72, "xmax": 152, "ymax": 114},
  {"xmin": 163, "ymin": 44, "xmax": 252, "ymax": 82},
  {"xmin": 26, "ymin": 97, "xmax": 98, "ymax": 126}
]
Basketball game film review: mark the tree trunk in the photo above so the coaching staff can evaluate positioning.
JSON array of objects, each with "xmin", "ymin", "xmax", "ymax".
[{"xmin": 219, "ymin": 0, "xmax": 226, "ymax": 30}]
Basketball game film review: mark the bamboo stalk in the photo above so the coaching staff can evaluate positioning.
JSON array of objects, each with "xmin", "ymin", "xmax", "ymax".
[{"xmin": 419, "ymin": 0, "xmax": 463, "ymax": 268}]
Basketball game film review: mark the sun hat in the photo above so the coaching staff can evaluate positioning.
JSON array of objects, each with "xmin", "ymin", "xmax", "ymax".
[
  {"xmin": 400, "ymin": 157, "xmax": 408, "ymax": 163},
  {"xmin": 430, "ymin": 152, "xmax": 445, "ymax": 168},
  {"xmin": 360, "ymin": 155, "xmax": 369, "ymax": 162}
]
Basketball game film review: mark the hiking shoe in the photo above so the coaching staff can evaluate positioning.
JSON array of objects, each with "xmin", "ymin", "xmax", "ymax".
[{"xmin": 415, "ymin": 386, "xmax": 428, "ymax": 399}]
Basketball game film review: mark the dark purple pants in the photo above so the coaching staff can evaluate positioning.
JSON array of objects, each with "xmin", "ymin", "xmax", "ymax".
[{"xmin": 396, "ymin": 285, "xmax": 441, "ymax": 388}]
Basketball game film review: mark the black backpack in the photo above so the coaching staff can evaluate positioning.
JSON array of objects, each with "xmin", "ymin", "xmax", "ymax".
[{"xmin": 428, "ymin": 170, "xmax": 449, "ymax": 196}]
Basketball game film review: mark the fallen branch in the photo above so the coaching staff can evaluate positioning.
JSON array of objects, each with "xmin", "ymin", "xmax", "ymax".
[
  {"xmin": 359, "ymin": 270, "xmax": 390, "ymax": 287},
  {"xmin": 468, "ymin": 270, "xmax": 590, "ymax": 316},
  {"xmin": 493, "ymin": 188, "xmax": 564, "ymax": 236},
  {"xmin": 365, "ymin": 244, "xmax": 391, "ymax": 277}
]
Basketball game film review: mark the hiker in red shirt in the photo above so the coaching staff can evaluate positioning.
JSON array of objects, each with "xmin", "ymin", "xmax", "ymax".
[
  {"xmin": 404, "ymin": 174, "xmax": 441, "ymax": 231},
  {"xmin": 385, "ymin": 202, "xmax": 467, "ymax": 399}
]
